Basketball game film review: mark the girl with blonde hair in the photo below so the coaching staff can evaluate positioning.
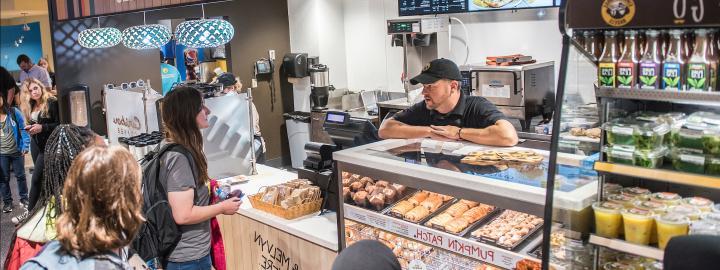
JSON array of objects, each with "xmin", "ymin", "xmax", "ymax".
[{"xmin": 18, "ymin": 78, "xmax": 59, "ymax": 163}]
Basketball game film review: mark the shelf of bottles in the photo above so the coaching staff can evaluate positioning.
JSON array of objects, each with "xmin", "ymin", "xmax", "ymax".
[{"xmin": 544, "ymin": 1, "xmax": 720, "ymax": 269}]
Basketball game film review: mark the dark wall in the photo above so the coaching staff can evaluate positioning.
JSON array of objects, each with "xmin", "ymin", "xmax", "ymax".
[{"xmin": 52, "ymin": 0, "xmax": 292, "ymax": 160}]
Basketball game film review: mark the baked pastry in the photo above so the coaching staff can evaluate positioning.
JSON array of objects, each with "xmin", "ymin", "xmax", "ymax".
[
  {"xmin": 349, "ymin": 181, "xmax": 364, "ymax": 192},
  {"xmin": 390, "ymin": 201, "xmax": 414, "ymax": 216},
  {"xmin": 352, "ymin": 191, "xmax": 368, "ymax": 207},
  {"xmin": 408, "ymin": 191, "xmax": 429, "ymax": 206},
  {"xmin": 570, "ymin": 127, "xmax": 585, "ymax": 136},
  {"xmin": 375, "ymin": 180, "xmax": 389, "ymax": 188},
  {"xmin": 445, "ymin": 202, "xmax": 471, "ymax": 217},
  {"xmin": 391, "ymin": 184, "xmax": 406, "ymax": 195},
  {"xmin": 462, "ymin": 205, "xmax": 494, "ymax": 223},
  {"xmin": 365, "ymin": 184, "xmax": 377, "ymax": 194},
  {"xmin": 359, "ymin": 177, "xmax": 374, "ymax": 186},
  {"xmin": 383, "ymin": 188, "xmax": 397, "ymax": 202},
  {"xmin": 420, "ymin": 195, "xmax": 443, "ymax": 212},
  {"xmin": 341, "ymin": 171, "xmax": 351, "ymax": 179},
  {"xmin": 459, "ymin": 199, "xmax": 479, "ymax": 208},
  {"xmin": 405, "ymin": 206, "xmax": 430, "ymax": 222},
  {"xmin": 369, "ymin": 193, "xmax": 386, "ymax": 210},
  {"xmin": 426, "ymin": 213, "xmax": 453, "ymax": 227},
  {"xmin": 444, "ymin": 218, "xmax": 471, "ymax": 233},
  {"xmin": 342, "ymin": 187, "xmax": 351, "ymax": 202}
]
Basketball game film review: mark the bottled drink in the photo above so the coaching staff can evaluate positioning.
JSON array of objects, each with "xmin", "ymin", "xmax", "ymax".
[
  {"xmin": 708, "ymin": 30, "xmax": 719, "ymax": 91},
  {"xmin": 663, "ymin": 30, "xmax": 688, "ymax": 90},
  {"xmin": 599, "ymin": 31, "xmax": 620, "ymax": 88},
  {"xmin": 638, "ymin": 30, "xmax": 664, "ymax": 89},
  {"xmin": 617, "ymin": 30, "xmax": 641, "ymax": 88},
  {"xmin": 584, "ymin": 31, "xmax": 601, "ymax": 62},
  {"xmin": 687, "ymin": 29, "xmax": 712, "ymax": 91}
]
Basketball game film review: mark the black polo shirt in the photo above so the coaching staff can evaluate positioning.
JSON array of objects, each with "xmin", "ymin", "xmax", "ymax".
[{"xmin": 392, "ymin": 94, "xmax": 506, "ymax": 128}]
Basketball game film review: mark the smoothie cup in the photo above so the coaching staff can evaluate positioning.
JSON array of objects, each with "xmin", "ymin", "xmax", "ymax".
[
  {"xmin": 655, "ymin": 213, "xmax": 690, "ymax": 249},
  {"xmin": 604, "ymin": 183, "xmax": 623, "ymax": 196},
  {"xmin": 609, "ymin": 194, "xmax": 637, "ymax": 208},
  {"xmin": 593, "ymin": 202, "xmax": 624, "ymax": 238},
  {"xmin": 649, "ymin": 192, "xmax": 682, "ymax": 206},
  {"xmin": 621, "ymin": 208, "xmax": 655, "ymax": 245},
  {"xmin": 622, "ymin": 187, "xmax": 652, "ymax": 200},
  {"xmin": 669, "ymin": 205, "xmax": 702, "ymax": 220},
  {"xmin": 633, "ymin": 200, "xmax": 667, "ymax": 244},
  {"xmin": 682, "ymin": 197, "xmax": 714, "ymax": 212}
]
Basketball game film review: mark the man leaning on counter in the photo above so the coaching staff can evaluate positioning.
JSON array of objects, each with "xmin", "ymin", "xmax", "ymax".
[{"xmin": 378, "ymin": 58, "xmax": 519, "ymax": 147}]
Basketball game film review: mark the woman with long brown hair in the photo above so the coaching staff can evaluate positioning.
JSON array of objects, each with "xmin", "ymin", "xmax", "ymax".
[
  {"xmin": 21, "ymin": 146, "xmax": 144, "ymax": 269},
  {"xmin": 160, "ymin": 86, "xmax": 241, "ymax": 269},
  {"xmin": 18, "ymin": 78, "xmax": 59, "ymax": 163}
]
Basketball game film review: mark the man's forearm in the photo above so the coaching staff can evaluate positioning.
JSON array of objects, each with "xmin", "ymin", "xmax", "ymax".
[
  {"xmin": 459, "ymin": 122, "xmax": 518, "ymax": 147},
  {"xmin": 378, "ymin": 120, "xmax": 431, "ymax": 139}
]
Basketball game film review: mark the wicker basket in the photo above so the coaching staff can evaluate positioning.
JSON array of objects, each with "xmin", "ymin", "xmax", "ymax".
[{"xmin": 249, "ymin": 194, "xmax": 323, "ymax": 220}]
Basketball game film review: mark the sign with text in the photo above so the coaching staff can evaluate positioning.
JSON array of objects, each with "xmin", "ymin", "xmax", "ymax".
[
  {"xmin": 566, "ymin": 0, "xmax": 720, "ymax": 29},
  {"xmin": 52, "ymin": 0, "xmax": 226, "ymax": 21},
  {"xmin": 344, "ymin": 205, "xmax": 537, "ymax": 269}
]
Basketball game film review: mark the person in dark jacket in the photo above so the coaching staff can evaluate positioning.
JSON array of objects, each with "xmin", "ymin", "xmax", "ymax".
[
  {"xmin": 18, "ymin": 78, "xmax": 59, "ymax": 163},
  {"xmin": 664, "ymin": 235, "xmax": 720, "ymax": 270},
  {"xmin": 331, "ymin": 240, "xmax": 401, "ymax": 270}
]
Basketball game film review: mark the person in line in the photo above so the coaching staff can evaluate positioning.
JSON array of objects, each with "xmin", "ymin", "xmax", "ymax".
[
  {"xmin": 21, "ymin": 146, "xmax": 144, "ymax": 270},
  {"xmin": 35, "ymin": 58, "xmax": 55, "ymax": 95},
  {"xmin": 331, "ymin": 240, "xmax": 401, "ymax": 270},
  {"xmin": 378, "ymin": 58, "xmax": 518, "ymax": 147},
  {"xmin": 18, "ymin": 78, "xmax": 59, "ymax": 163},
  {"xmin": 160, "ymin": 86, "xmax": 242, "ymax": 269},
  {"xmin": 4, "ymin": 125, "xmax": 105, "ymax": 270},
  {"xmin": 0, "ymin": 85, "xmax": 31, "ymax": 213},
  {"xmin": 16, "ymin": 55, "xmax": 51, "ymax": 89},
  {"xmin": 0, "ymin": 66, "xmax": 19, "ymax": 106},
  {"xmin": 215, "ymin": 73, "xmax": 267, "ymax": 163}
]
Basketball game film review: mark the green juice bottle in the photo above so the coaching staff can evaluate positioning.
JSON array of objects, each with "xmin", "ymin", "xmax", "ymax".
[
  {"xmin": 707, "ymin": 30, "xmax": 719, "ymax": 91},
  {"xmin": 599, "ymin": 31, "xmax": 620, "ymax": 88},
  {"xmin": 638, "ymin": 30, "xmax": 664, "ymax": 89},
  {"xmin": 687, "ymin": 29, "xmax": 712, "ymax": 91},
  {"xmin": 617, "ymin": 30, "xmax": 641, "ymax": 89},
  {"xmin": 663, "ymin": 30, "xmax": 688, "ymax": 90}
]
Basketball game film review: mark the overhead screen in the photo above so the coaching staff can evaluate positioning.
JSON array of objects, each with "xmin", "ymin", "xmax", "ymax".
[{"xmin": 399, "ymin": 0, "xmax": 557, "ymax": 16}]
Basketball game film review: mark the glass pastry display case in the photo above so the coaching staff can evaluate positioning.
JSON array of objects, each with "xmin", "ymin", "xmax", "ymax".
[
  {"xmin": 543, "ymin": 1, "xmax": 720, "ymax": 269},
  {"xmin": 333, "ymin": 139, "xmax": 597, "ymax": 269}
]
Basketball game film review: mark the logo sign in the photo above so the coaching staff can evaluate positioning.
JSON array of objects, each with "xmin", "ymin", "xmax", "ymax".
[{"xmin": 601, "ymin": 0, "xmax": 636, "ymax": 26}]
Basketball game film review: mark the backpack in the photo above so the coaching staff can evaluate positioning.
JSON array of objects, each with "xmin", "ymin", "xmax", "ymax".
[
  {"xmin": 22, "ymin": 241, "xmax": 131, "ymax": 270},
  {"xmin": 131, "ymin": 143, "xmax": 194, "ymax": 267}
]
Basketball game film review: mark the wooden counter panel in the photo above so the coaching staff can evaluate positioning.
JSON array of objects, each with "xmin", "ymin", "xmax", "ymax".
[{"xmin": 217, "ymin": 213, "xmax": 337, "ymax": 270}]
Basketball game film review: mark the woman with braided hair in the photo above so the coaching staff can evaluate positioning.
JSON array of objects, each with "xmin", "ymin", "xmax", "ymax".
[{"xmin": 3, "ymin": 124, "xmax": 104, "ymax": 270}]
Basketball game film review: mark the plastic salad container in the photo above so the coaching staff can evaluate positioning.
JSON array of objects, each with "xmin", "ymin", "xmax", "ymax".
[
  {"xmin": 634, "ymin": 147, "xmax": 668, "ymax": 168},
  {"xmin": 604, "ymin": 119, "xmax": 637, "ymax": 146},
  {"xmin": 604, "ymin": 146, "xmax": 635, "ymax": 165},
  {"xmin": 707, "ymin": 156, "xmax": 720, "ymax": 176},
  {"xmin": 675, "ymin": 112, "xmax": 720, "ymax": 155},
  {"xmin": 671, "ymin": 149, "xmax": 707, "ymax": 174},
  {"xmin": 635, "ymin": 122, "xmax": 670, "ymax": 150}
]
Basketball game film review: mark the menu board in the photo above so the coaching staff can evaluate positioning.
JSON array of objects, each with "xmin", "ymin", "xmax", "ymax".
[{"xmin": 399, "ymin": 0, "xmax": 557, "ymax": 16}]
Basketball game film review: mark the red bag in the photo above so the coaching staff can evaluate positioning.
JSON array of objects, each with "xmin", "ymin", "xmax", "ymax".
[
  {"xmin": 4, "ymin": 236, "xmax": 44, "ymax": 270},
  {"xmin": 209, "ymin": 179, "xmax": 227, "ymax": 270}
]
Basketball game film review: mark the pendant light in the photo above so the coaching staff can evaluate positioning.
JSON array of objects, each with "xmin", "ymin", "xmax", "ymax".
[
  {"xmin": 175, "ymin": 4, "xmax": 234, "ymax": 48},
  {"xmin": 122, "ymin": 12, "xmax": 171, "ymax": 50},
  {"xmin": 78, "ymin": 17, "xmax": 123, "ymax": 49}
]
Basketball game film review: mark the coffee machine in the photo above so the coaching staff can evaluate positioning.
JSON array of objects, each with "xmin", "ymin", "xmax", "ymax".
[
  {"xmin": 309, "ymin": 63, "xmax": 334, "ymax": 111},
  {"xmin": 282, "ymin": 53, "xmax": 334, "ymax": 111}
]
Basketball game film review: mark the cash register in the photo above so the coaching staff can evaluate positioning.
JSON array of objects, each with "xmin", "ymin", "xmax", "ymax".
[{"xmin": 299, "ymin": 111, "xmax": 379, "ymax": 213}]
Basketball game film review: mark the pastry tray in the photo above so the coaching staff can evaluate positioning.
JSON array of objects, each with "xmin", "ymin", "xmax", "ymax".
[
  {"xmin": 468, "ymin": 211, "xmax": 545, "ymax": 251},
  {"xmin": 425, "ymin": 205, "xmax": 501, "ymax": 237},
  {"xmin": 344, "ymin": 186, "xmax": 417, "ymax": 212},
  {"xmin": 528, "ymin": 243, "xmax": 542, "ymax": 259},
  {"xmin": 384, "ymin": 191, "xmax": 457, "ymax": 225}
]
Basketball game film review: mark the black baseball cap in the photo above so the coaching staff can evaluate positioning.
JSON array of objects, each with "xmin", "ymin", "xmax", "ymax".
[
  {"xmin": 410, "ymin": 58, "xmax": 462, "ymax": 85},
  {"xmin": 217, "ymin": 73, "xmax": 237, "ymax": 88}
]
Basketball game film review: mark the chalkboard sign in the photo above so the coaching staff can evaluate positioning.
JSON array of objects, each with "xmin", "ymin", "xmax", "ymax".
[{"xmin": 565, "ymin": 0, "xmax": 720, "ymax": 29}]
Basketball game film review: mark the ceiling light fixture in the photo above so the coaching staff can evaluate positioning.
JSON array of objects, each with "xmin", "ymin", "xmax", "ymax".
[
  {"xmin": 175, "ymin": 4, "xmax": 234, "ymax": 48},
  {"xmin": 21, "ymin": 13, "xmax": 30, "ymax": 31},
  {"xmin": 78, "ymin": 17, "xmax": 123, "ymax": 49},
  {"xmin": 122, "ymin": 11, "xmax": 171, "ymax": 50}
]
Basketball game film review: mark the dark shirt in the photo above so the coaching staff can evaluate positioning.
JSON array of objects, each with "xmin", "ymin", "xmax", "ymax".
[
  {"xmin": 30, "ymin": 97, "xmax": 60, "ymax": 151},
  {"xmin": 392, "ymin": 94, "xmax": 506, "ymax": 128}
]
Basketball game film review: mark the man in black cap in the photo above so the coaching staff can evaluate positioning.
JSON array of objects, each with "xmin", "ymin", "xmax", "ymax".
[
  {"xmin": 378, "ymin": 58, "xmax": 518, "ymax": 146},
  {"xmin": 331, "ymin": 240, "xmax": 401, "ymax": 270}
]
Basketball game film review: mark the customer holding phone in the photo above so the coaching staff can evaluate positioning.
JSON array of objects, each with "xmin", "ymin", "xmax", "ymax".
[{"xmin": 18, "ymin": 78, "xmax": 59, "ymax": 163}]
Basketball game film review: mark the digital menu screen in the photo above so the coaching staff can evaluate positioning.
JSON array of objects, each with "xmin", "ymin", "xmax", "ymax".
[
  {"xmin": 399, "ymin": 0, "xmax": 556, "ymax": 16},
  {"xmin": 399, "ymin": 0, "xmax": 467, "ymax": 16}
]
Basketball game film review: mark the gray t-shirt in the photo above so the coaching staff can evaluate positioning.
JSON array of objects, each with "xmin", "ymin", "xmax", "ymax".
[{"xmin": 159, "ymin": 143, "xmax": 211, "ymax": 262}]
